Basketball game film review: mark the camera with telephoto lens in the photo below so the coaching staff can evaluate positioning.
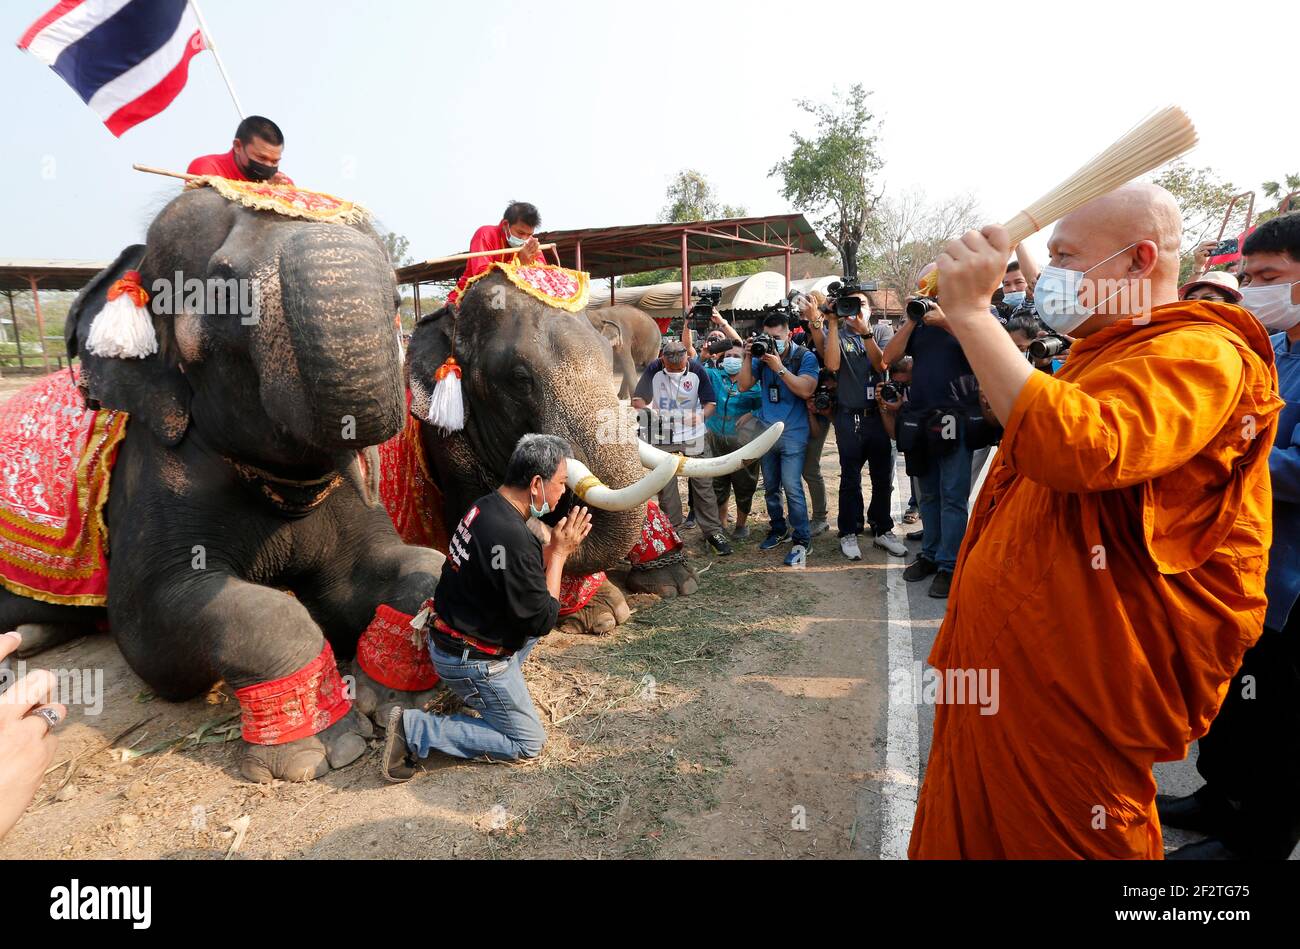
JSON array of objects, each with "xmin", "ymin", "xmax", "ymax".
[
  {"xmin": 1028, "ymin": 333, "xmax": 1071, "ymax": 361},
  {"xmin": 704, "ymin": 337, "xmax": 734, "ymax": 356},
  {"xmin": 750, "ymin": 332, "xmax": 779, "ymax": 359},
  {"xmin": 879, "ymin": 382, "xmax": 901, "ymax": 404},
  {"xmin": 825, "ymin": 279, "xmax": 866, "ymax": 319},
  {"xmin": 907, "ymin": 296, "xmax": 939, "ymax": 322}
]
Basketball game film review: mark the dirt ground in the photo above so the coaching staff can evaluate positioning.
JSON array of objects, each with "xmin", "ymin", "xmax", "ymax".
[{"xmin": 3, "ymin": 374, "xmax": 899, "ymax": 860}]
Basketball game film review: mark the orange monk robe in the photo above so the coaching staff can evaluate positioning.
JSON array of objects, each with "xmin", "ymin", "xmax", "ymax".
[{"xmin": 908, "ymin": 300, "xmax": 1284, "ymax": 860}]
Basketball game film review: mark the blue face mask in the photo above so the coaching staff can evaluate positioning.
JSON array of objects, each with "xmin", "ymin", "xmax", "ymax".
[
  {"xmin": 775, "ymin": 339, "xmax": 787, "ymax": 354},
  {"xmin": 528, "ymin": 481, "xmax": 551, "ymax": 519},
  {"xmin": 1002, "ymin": 291, "xmax": 1026, "ymax": 309},
  {"xmin": 505, "ymin": 228, "xmax": 526, "ymax": 248},
  {"xmin": 721, "ymin": 356, "xmax": 742, "ymax": 374}
]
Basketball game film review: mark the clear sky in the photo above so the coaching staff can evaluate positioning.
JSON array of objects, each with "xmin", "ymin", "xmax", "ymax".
[{"xmin": 2, "ymin": 0, "xmax": 1293, "ymax": 272}]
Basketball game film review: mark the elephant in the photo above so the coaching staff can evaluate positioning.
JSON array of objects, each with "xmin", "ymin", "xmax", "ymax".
[
  {"xmin": 396, "ymin": 273, "xmax": 780, "ymax": 636},
  {"xmin": 0, "ymin": 186, "xmax": 442, "ymax": 783},
  {"xmin": 586, "ymin": 304, "xmax": 662, "ymax": 400}
]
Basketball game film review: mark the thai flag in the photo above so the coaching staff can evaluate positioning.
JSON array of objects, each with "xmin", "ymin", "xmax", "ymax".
[{"xmin": 17, "ymin": 0, "xmax": 208, "ymax": 137}]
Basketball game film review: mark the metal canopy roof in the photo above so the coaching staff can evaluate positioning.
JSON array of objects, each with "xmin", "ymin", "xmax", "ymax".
[
  {"xmin": 0, "ymin": 259, "xmax": 108, "ymax": 292},
  {"xmin": 397, "ymin": 214, "xmax": 827, "ymax": 286}
]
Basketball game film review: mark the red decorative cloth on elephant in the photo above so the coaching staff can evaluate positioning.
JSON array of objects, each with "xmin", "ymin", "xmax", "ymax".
[
  {"xmin": 191, "ymin": 176, "xmax": 369, "ymax": 226},
  {"xmin": 461, "ymin": 260, "xmax": 591, "ymax": 313},
  {"xmin": 374, "ymin": 409, "xmax": 450, "ymax": 553},
  {"xmin": 234, "ymin": 640, "xmax": 352, "ymax": 745},
  {"xmin": 0, "ymin": 370, "xmax": 127, "ymax": 606},
  {"xmin": 355, "ymin": 604, "xmax": 439, "ymax": 692},
  {"xmin": 559, "ymin": 571, "xmax": 605, "ymax": 616},
  {"xmin": 627, "ymin": 499, "xmax": 682, "ymax": 564}
]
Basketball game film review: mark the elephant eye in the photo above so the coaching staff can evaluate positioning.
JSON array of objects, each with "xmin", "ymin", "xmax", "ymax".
[{"xmin": 511, "ymin": 366, "xmax": 533, "ymax": 390}]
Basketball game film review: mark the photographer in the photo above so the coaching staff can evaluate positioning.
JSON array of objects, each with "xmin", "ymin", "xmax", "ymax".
[
  {"xmin": 738, "ymin": 310, "xmax": 819, "ymax": 566},
  {"xmin": 798, "ymin": 290, "xmax": 832, "ymax": 536},
  {"xmin": 811, "ymin": 290, "xmax": 907, "ymax": 560},
  {"xmin": 705, "ymin": 340, "xmax": 764, "ymax": 539},
  {"xmin": 882, "ymin": 276, "xmax": 979, "ymax": 599},
  {"xmin": 632, "ymin": 339, "xmax": 732, "ymax": 556},
  {"xmin": 1005, "ymin": 313, "xmax": 1061, "ymax": 373}
]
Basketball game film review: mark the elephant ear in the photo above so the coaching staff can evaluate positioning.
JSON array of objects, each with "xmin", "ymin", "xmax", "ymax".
[
  {"xmin": 66, "ymin": 245, "xmax": 191, "ymax": 446},
  {"xmin": 405, "ymin": 308, "xmax": 455, "ymax": 422}
]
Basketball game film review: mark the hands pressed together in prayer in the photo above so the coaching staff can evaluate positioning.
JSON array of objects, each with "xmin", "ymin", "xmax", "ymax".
[{"xmin": 0, "ymin": 630, "xmax": 65, "ymax": 840}]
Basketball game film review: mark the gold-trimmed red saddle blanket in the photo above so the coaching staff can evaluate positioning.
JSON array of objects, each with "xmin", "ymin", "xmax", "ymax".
[
  {"xmin": 462, "ymin": 260, "xmax": 590, "ymax": 313},
  {"xmin": 0, "ymin": 369, "xmax": 126, "ymax": 606}
]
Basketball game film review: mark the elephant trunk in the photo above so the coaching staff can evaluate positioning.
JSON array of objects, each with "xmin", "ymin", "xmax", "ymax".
[{"xmin": 276, "ymin": 227, "xmax": 404, "ymax": 450}]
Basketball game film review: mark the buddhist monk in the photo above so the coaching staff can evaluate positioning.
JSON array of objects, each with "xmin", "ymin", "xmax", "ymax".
[{"xmin": 907, "ymin": 183, "xmax": 1284, "ymax": 859}]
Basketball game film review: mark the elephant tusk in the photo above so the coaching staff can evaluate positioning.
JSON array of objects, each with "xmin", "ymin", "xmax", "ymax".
[
  {"xmin": 636, "ymin": 421, "xmax": 784, "ymax": 478},
  {"xmin": 564, "ymin": 452, "xmax": 678, "ymax": 512}
]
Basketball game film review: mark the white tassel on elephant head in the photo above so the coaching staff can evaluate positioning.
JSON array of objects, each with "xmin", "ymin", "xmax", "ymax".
[
  {"xmin": 86, "ymin": 270, "xmax": 157, "ymax": 359},
  {"xmin": 427, "ymin": 355, "xmax": 465, "ymax": 432}
]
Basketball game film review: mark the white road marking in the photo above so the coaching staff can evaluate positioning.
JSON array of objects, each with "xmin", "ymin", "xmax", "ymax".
[{"xmin": 879, "ymin": 455, "xmax": 920, "ymax": 860}]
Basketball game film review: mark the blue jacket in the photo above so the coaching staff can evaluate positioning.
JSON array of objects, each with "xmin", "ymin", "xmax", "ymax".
[
  {"xmin": 1266, "ymin": 331, "xmax": 1300, "ymax": 631},
  {"xmin": 705, "ymin": 366, "xmax": 762, "ymax": 438}
]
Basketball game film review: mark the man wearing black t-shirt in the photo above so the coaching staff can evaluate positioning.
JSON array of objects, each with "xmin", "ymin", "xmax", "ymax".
[{"xmin": 383, "ymin": 434, "xmax": 591, "ymax": 780}]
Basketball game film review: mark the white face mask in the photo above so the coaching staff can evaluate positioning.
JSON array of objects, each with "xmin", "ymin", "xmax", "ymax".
[
  {"xmin": 506, "ymin": 229, "xmax": 526, "ymax": 248},
  {"xmin": 1241, "ymin": 282, "xmax": 1300, "ymax": 332},
  {"xmin": 1035, "ymin": 243, "xmax": 1138, "ymax": 334}
]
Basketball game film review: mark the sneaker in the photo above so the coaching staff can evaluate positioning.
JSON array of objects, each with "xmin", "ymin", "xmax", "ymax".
[
  {"xmin": 683, "ymin": 513, "xmax": 697, "ymax": 530},
  {"xmin": 809, "ymin": 518, "xmax": 831, "ymax": 537},
  {"xmin": 908, "ymin": 528, "xmax": 924, "ymax": 542},
  {"xmin": 784, "ymin": 544, "xmax": 808, "ymax": 567},
  {"xmin": 840, "ymin": 534, "xmax": 862, "ymax": 561},
  {"xmin": 759, "ymin": 529, "xmax": 790, "ymax": 551},
  {"xmin": 928, "ymin": 570, "xmax": 953, "ymax": 598},
  {"xmin": 382, "ymin": 706, "xmax": 416, "ymax": 783},
  {"xmin": 903, "ymin": 556, "xmax": 938, "ymax": 582},
  {"xmin": 902, "ymin": 508, "xmax": 920, "ymax": 525},
  {"xmin": 706, "ymin": 531, "xmax": 734, "ymax": 556},
  {"xmin": 730, "ymin": 524, "xmax": 750, "ymax": 541},
  {"xmin": 873, "ymin": 531, "xmax": 907, "ymax": 557}
]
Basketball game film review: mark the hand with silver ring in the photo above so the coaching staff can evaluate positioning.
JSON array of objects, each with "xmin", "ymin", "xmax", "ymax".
[{"xmin": 0, "ymin": 630, "xmax": 67, "ymax": 841}]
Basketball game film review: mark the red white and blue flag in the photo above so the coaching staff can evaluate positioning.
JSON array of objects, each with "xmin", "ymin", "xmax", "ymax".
[{"xmin": 17, "ymin": 0, "xmax": 208, "ymax": 137}]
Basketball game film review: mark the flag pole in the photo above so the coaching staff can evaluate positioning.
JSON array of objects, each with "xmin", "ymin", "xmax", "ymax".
[{"xmin": 187, "ymin": 0, "xmax": 244, "ymax": 120}]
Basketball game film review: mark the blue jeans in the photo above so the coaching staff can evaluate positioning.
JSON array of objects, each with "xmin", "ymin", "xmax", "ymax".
[
  {"xmin": 402, "ymin": 636, "xmax": 546, "ymax": 761},
  {"xmin": 759, "ymin": 424, "xmax": 811, "ymax": 545},
  {"xmin": 917, "ymin": 433, "xmax": 973, "ymax": 572}
]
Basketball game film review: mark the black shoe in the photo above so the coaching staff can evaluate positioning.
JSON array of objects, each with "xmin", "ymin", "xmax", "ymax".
[
  {"xmin": 706, "ymin": 530, "xmax": 734, "ymax": 556},
  {"xmin": 382, "ymin": 706, "xmax": 416, "ymax": 783},
  {"xmin": 1156, "ymin": 790, "xmax": 1230, "ymax": 835},
  {"xmin": 903, "ymin": 556, "xmax": 938, "ymax": 582},
  {"xmin": 928, "ymin": 570, "xmax": 953, "ymax": 598},
  {"xmin": 1166, "ymin": 837, "xmax": 1244, "ymax": 860}
]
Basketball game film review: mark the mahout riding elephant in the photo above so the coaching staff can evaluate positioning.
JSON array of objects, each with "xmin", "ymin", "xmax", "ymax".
[
  {"xmin": 393, "ymin": 270, "xmax": 778, "ymax": 636},
  {"xmin": 0, "ymin": 186, "xmax": 442, "ymax": 783},
  {"xmin": 586, "ymin": 304, "xmax": 662, "ymax": 400}
]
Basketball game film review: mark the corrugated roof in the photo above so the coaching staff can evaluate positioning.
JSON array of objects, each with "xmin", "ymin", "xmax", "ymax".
[
  {"xmin": 397, "ymin": 214, "xmax": 826, "ymax": 286},
  {"xmin": 0, "ymin": 260, "xmax": 108, "ymax": 292}
]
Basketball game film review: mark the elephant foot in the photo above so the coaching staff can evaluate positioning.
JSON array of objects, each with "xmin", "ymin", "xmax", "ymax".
[
  {"xmin": 13, "ymin": 622, "xmax": 94, "ymax": 659},
  {"xmin": 556, "ymin": 579, "xmax": 631, "ymax": 636},
  {"xmin": 620, "ymin": 557, "xmax": 699, "ymax": 599},
  {"xmin": 351, "ymin": 663, "xmax": 441, "ymax": 733},
  {"xmin": 238, "ymin": 708, "xmax": 373, "ymax": 783}
]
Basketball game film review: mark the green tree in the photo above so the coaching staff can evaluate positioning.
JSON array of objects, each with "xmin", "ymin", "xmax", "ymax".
[
  {"xmin": 1151, "ymin": 161, "xmax": 1240, "ymax": 283},
  {"xmin": 1257, "ymin": 172, "xmax": 1300, "ymax": 224},
  {"xmin": 380, "ymin": 230, "xmax": 412, "ymax": 268},
  {"xmin": 621, "ymin": 169, "xmax": 766, "ymax": 288},
  {"xmin": 769, "ymin": 84, "xmax": 884, "ymax": 279}
]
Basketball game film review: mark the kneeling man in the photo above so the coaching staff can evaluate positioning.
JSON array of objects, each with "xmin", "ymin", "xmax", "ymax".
[{"xmin": 383, "ymin": 434, "xmax": 590, "ymax": 780}]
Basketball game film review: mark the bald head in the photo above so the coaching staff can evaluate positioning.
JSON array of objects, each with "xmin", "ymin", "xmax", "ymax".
[{"xmin": 1045, "ymin": 182, "xmax": 1183, "ymax": 331}]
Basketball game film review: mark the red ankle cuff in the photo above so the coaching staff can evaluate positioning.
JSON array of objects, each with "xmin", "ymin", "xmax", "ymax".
[
  {"xmin": 235, "ymin": 641, "xmax": 351, "ymax": 746},
  {"xmin": 355, "ymin": 604, "xmax": 440, "ymax": 692}
]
